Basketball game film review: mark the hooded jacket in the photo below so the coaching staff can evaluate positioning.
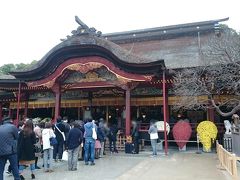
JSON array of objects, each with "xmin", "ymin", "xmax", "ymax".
[
  {"xmin": 0, "ymin": 122, "xmax": 19, "ymax": 156},
  {"xmin": 84, "ymin": 122, "xmax": 95, "ymax": 140}
]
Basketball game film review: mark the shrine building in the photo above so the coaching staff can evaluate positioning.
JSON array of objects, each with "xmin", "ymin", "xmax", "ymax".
[{"xmin": 0, "ymin": 17, "xmax": 229, "ymax": 152}]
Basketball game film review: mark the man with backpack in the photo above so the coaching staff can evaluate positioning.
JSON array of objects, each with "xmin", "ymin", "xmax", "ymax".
[{"xmin": 0, "ymin": 117, "xmax": 20, "ymax": 180}]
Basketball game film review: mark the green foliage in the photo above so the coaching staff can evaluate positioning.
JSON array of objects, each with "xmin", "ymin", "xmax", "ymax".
[
  {"xmin": 0, "ymin": 64, "xmax": 15, "ymax": 75},
  {"xmin": 0, "ymin": 60, "xmax": 38, "ymax": 75},
  {"xmin": 15, "ymin": 63, "xmax": 28, "ymax": 70}
]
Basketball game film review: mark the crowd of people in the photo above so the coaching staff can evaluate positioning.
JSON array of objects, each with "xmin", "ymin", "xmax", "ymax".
[
  {"xmin": 0, "ymin": 115, "xmax": 122, "ymax": 180},
  {"xmin": 0, "ymin": 115, "xmax": 159, "ymax": 180}
]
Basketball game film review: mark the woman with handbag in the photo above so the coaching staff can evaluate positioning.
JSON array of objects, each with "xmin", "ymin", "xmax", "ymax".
[
  {"xmin": 148, "ymin": 120, "xmax": 158, "ymax": 157},
  {"xmin": 18, "ymin": 120, "xmax": 36, "ymax": 179},
  {"xmin": 42, "ymin": 122, "xmax": 56, "ymax": 173},
  {"xmin": 33, "ymin": 121, "xmax": 44, "ymax": 169}
]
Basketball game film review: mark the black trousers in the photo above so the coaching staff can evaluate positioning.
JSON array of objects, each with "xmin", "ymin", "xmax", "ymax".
[{"xmin": 133, "ymin": 136, "xmax": 139, "ymax": 154}]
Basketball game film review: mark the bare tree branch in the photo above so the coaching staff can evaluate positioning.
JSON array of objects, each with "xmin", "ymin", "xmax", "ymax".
[
  {"xmin": 173, "ymin": 26, "xmax": 240, "ymax": 117},
  {"xmin": 211, "ymin": 99, "xmax": 240, "ymax": 117}
]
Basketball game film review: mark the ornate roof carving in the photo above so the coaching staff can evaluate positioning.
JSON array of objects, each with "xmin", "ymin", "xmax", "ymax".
[{"xmin": 60, "ymin": 16, "xmax": 102, "ymax": 42}]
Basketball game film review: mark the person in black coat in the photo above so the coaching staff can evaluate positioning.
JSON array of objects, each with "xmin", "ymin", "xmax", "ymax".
[
  {"xmin": 76, "ymin": 120, "xmax": 85, "ymax": 161},
  {"xmin": 0, "ymin": 117, "xmax": 20, "ymax": 180},
  {"xmin": 97, "ymin": 126, "xmax": 105, "ymax": 143},
  {"xmin": 66, "ymin": 122, "xmax": 83, "ymax": 171},
  {"xmin": 108, "ymin": 123, "xmax": 118, "ymax": 153},
  {"xmin": 18, "ymin": 120, "xmax": 37, "ymax": 179},
  {"xmin": 131, "ymin": 121, "xmax": 139, "ymax": 154},
  {"xmin": 53, "ymin": 117, "xmax": 66, "ymax": 161}
]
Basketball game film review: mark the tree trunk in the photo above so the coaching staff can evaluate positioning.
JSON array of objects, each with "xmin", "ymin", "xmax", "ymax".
[{"xmin": 211, "ymin": 99, "xmax": 240, "ymax": 117}]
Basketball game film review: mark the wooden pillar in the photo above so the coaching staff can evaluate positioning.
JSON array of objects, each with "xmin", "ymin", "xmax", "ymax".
[
  {"xmin": 207, "ymin": 108, "xmax": 215, "ymax": 122},
  {"xmin": 24, "ymin": 101, "xmax": 28, "ymax": 119},
  {"xmin": 136, "ymin": 106, "xmax": 140, "ymax": 118},
  {"xmin": 8, "ymin": 108, "xmax": 12, "ymax": 117},
  {"xmin": 52, "ymin": 84, "xmax": 61, "ymax": 123},
  {"xmin": 125, "ymin": 87, "xmax": 131, "ymax": 136},
  {"xmin": 207, "ymin": 97, "xmax": 215, "ymax": 122},
  {"xmin": 51, "ymin": 107, "xmax": 54, "ymax": 119},
  {"xmin": 163, "ymin": 70, "xmax": 168, "ymax": 155},
  {"xmin": 16, "ymin": 81, "xmax": 21, "ymax": 125},
  {"xmin": 77, "ymin": 107, "xmax": 81, "ymax": 120},
  {"xmin": 164, "ymin": 89, "xmax": 169, "ymax": 123},
  {"xmin": 0, "ymin": 103, "xmax": 2, "ymax": 121},
  {"xmin": 106, "ymin": 106, "xmax": 109, "ymax": 123}
]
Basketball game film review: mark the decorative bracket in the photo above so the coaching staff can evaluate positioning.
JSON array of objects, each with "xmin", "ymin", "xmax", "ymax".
[
  {"xmin": 120, "ymin": 82, "xmax": 139, "ymax": 91},
  {"xmin": 60, "ymin": 16, "xmax": 102, "ymax": 41}
]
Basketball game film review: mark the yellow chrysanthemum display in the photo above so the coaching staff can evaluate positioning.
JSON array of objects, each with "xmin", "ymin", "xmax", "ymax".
[{"xmin": 197, "ymin": 121, "xmax": 218, "ymax": 152}]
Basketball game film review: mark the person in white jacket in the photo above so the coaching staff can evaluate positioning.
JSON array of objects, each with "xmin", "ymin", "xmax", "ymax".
[{"xmin": 42, "ymin": 122, "xmax": 56, "ymax": 172}]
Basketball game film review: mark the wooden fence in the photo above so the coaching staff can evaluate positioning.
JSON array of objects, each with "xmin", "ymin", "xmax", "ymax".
[{"xmin": 216, "ymin": 141, "xmax": 240, "ymax": 180}]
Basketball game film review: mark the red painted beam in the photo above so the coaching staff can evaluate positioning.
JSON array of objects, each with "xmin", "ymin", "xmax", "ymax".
[
  {"xmin": 16, "ymin": 81, "xmax": 21, "ymax": 125},
  {"xmin": 24, "ymin": 101, "xmax": 28, "ymax": 119},
  {"xmin": 125, "ymin": 88, "xmax": 131, "ymax": 136},
  {"xmin": 27, "ymin": 56, "xmax": 152, "ymax": 88},
  {"xmin": 208, "ymin": 108, "xmax": 215, "ymax": 122},
  {"xmin": 163, "ymin": 71, "xmax": 168, "ymax": 155},
  {"xmin": 64, "ymin": 81, "xmax": 115, "ymax": 90},
  {"xmin": 165, "ymin": 89, "xmax": 169, "ymax": 123},
  {"xmin": 8, "ymin": 108, "xmax": 12, "ymax": 118},
  {"xmin": 52, "ymin": 84, "xmax": 61, "ymax": 124}
]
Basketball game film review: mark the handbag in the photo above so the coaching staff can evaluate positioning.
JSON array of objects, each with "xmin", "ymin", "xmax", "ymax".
[
  {"xmin": 62, "ymin": 150, "xmax": 68, "ymax": 161},
  {"xmin": 49, "ymin": 130, "xmax": 58, "ymax": 146},
  {"xmin": 34, "ymin": 140, "xmax": 42, "ymax": 157},
  {"xmin": 50, "ymin": 137, "xmax": 58, "ymax": 146},
  {"xmin": 150, "ymin": 133, "xmax": 158, "ymax": 140},
  {"xmin": 92, "ymin": 127, "xmax": 97, "ymax": 140}
]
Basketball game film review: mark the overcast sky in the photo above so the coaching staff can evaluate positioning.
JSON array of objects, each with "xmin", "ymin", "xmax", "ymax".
[{"xmin": 0, "ymin": 0, "xmax": 239, "ymax": 66}]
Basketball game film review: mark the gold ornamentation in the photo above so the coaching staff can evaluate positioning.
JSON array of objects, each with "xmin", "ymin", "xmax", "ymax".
[
  {"xmin": 143, "ymin": 75, "xmax": 153, "ymax": 80},
  {"xmin": 67, "ymin": 62, "xmax": 103, "ymax": 73},
  {"xmin": 26, "ymin": 61, "xmax": 152, "ymax": 89},
  {"xmin": 80, "ymin": 72, "xmax": 106, "ymax": 82},
  {"xmin": 42, "ymin": 79, "xmax": 56, "ymax": 89}
]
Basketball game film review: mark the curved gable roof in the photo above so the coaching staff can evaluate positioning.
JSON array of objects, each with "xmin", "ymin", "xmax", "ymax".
[{"xmin": 11, "ymin": 17, "xmax": 165, "ymax": 81}]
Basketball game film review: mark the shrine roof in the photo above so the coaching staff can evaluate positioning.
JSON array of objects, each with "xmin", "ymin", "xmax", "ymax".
[
  {"xmin": 10, "ymin": 16, "xmax": 165, "ymax": 81},
  {"xmin": 6, "ymin": 17, "xmax": 228, "ymax": 81},
  {"xmin": 0, "ymin": 74, "xmax": 16, "ymax": 80},
  {"xmin": 103, "ymin": 18, "xmax": 229, "ymax": 43}
]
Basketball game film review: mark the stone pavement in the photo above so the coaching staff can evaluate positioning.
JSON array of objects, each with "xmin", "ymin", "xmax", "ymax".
[{"xmin": 4, "ymin": 151, "xmax": 235, "ymax": 180}]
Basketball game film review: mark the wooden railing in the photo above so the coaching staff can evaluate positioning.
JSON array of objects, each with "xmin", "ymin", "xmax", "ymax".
[
  {"xmin": 105, "ymin": 135, "xmax": 145, "ymax": 152},
  {"xmin": 139, "ymin": 122, "xmax": 225, "ymax": 134},
  {"xmin": 216, "ymin": 141, "xmax": 240, "ymax": 180}
]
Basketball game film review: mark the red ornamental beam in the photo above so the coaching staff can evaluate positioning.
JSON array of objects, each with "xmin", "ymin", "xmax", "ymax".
[
  {"xmin": 163, "ymin": 70, "xmax": 168, "ymax": 155},
  {"xmin": 27, "ymin": 56, "xmax": 152, "ymax": 88},
  {"xmin": 52, "ymin": 84, "xmax": 61, "ymax": 124},
  {"xmin": 16, "ymin": 81, "xmax": 21, "ymax": 125},
  {"xmin": 63, "ymin": 81, "xmax": 115, "ymax": 90},
  {"xmin": 125, "ymin": 87, "xmax": 131, "ymax": 136}
]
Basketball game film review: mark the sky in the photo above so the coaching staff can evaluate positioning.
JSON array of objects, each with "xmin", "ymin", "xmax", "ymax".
[{"xmin": 0, "ymin": 0, "xmax": 239, "ymax": 66}]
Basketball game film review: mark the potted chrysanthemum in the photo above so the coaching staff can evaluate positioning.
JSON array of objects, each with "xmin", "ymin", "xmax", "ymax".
[{"xmin": 197, "ymin": 120, "xmax": 218, "ymax": 152}]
